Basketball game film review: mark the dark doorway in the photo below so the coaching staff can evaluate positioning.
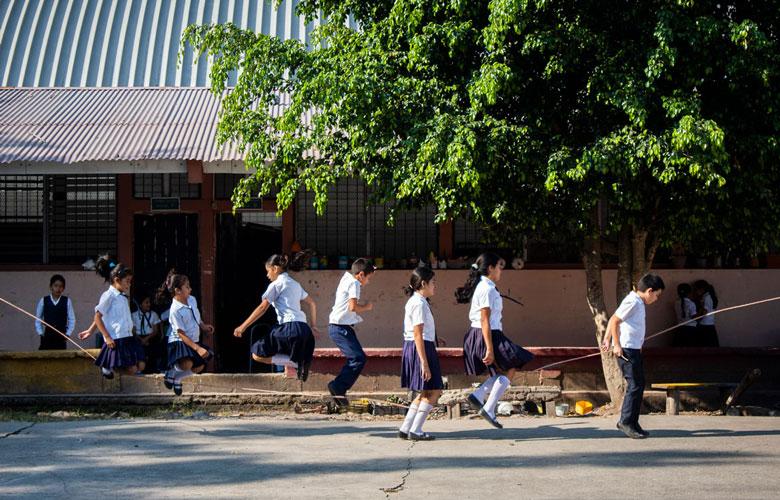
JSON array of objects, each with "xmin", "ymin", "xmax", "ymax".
[
  {"xmin": 215, "ymin": 213, "xmax": 281, "ymax": 372},
  {"xmin": 133, "ymin": 214, "xmax": 200, "ymax": 306}
]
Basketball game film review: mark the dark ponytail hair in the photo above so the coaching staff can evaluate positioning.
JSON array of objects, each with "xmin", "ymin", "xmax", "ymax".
[
  {"xmin": 404, "ymin": 264, "xmax": 435, "ymax": 297},
  {"xmin": 693, "ymin": 280, "xmax": 718, "ymax": 309},
  {"xmin": 156, "ymin": 268, "xmax": 189, "ymax": 304},
  {"xmin": 95, "ymin": 253, "xmax": 132, "ymax": 284},
  {"xmin": 455, "ymin": 252, "xmax": 503, "ymax": 304},
  {"xmin": 266, "ymin": 250, "xmax": 312, "ymax": 273}
]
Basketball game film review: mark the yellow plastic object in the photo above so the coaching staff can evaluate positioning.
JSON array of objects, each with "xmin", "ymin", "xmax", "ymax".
[{"xmin": 575, "ymin": 400, "xmax": 593, "ymax": 415}]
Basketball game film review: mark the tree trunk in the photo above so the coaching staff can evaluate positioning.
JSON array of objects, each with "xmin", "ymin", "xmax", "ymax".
[
  {"xmin": 616, "ymin": 225, "xmax": 633, "ymax": 303},
  {"xmin": 583, "ymin": 212, "xmax": 625, "ymax": 406}
]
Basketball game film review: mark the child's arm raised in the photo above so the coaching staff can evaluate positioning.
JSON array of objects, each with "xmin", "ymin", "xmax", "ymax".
[
  {"xmin": 413, "ymin": 323, "xmax": 431, "ymax": 381},
  {"xmin": 480, "ymin": 308, "xmax": 494, "ymax": 366},
  {"xmin": 234, "ymin": 299, "xmax": 271, "ymax": 338},
  {"xmin": 347, "ymin": 298, "xmax": 373, "ymax": 314},
  {"xmin": 302, "ymin": 296, "xmax": 320, "ymax": 338}
]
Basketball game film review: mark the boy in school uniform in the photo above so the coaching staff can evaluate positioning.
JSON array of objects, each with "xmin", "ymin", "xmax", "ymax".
[
  {"xmin": 35, "ymin": 274, "xmax": 76, "ymax": 350},
  {"xmin": 327, "ymin": 258, "xmax": 376, "ymax": 399},
  {"xmin": 602, "ymin": 273, "xmax": 665, "ymax": 439}
]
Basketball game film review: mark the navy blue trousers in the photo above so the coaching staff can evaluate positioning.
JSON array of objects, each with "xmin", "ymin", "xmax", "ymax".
[
  {"xmin": 328, "ymin": 324, "xmax": 366, "ymax": 394},
  {"xmin": 618, "ymin": 348, "xmax": 645, "ymax": 427}
]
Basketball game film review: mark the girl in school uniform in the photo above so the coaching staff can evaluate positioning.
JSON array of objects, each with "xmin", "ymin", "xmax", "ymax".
[
  {"xmin": 158, "ymin": 271, "xmax": 214, "ymax": 395},
  {"xmin": 672, "ymin": 283, "xmax": 697, "ymax": 346},
  {"xmin": 398, "ymin": 265, "xmax": 442, "ymax": 441},
  {"xmin": 693, "ymin": 280, "xmax": 720, "ymax": 347},
  {"xmin": 90, "ymin": 256, "xmax": 145, "ymax": 379},
  {"xmin": 234, "ymin": 253, "xmax": 319, "ymax": 382},
  {"xmin": 455, "ymin": 252, "xmax": 533, "ymax": 429},
  {"xmin": 132, "ymin": 294, "xmax": 163, "ymax": 372},
  {"xmin": 35, "ymin": 274, "xmax": 76, "ymax": 350}
]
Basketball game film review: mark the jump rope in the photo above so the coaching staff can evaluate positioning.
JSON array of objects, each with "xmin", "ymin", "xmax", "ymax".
[{"xmin": 2, "ymin": 294, "xmax": 779, "ymax": 409}]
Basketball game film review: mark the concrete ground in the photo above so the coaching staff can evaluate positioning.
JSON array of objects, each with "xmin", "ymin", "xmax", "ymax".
[{"xmin": 1, "ymin": 414, "xmax": 778, "ymax": 499}]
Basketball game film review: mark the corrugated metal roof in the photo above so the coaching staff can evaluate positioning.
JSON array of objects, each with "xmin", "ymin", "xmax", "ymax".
[
  {"xmin": 0, "ymin": 87, "xmax": 293, "ymax": 163},
  {"xmin": 0, "ymin": 0, "xmax": 353, "ymax": 88}
]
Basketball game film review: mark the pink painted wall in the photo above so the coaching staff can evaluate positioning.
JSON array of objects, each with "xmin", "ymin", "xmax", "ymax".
[
  {"xmin": 2, "ymin": 269, "xmax": 778, "ymax": 351},
  {"xmin": 295, "ymin": 269, "xmax": 780, "ymax": 349},
  {"xmin": 0, "ymin": 271, "xmax": 107, "ymax": 352}
]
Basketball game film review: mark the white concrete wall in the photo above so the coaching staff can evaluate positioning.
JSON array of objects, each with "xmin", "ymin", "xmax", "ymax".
[{"xmin": 2, "ymin": 269, "xmax": 779, "ymax": 351}]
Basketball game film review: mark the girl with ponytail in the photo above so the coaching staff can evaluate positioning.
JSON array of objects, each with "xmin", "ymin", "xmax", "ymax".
[
  {"xmin": 233, "ymin": 252, "xmax": 319, "ymax": 382},
  {"xmin": 398, "ymin": 264, "xmax": 442, "ymax": 441},
  {"xmin": 456, "ymin": 253, "xmax": 534, "ymax": 429}
]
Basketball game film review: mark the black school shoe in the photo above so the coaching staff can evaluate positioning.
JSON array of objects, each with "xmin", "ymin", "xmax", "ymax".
[
  {"xmin": 478, "ymin": 408, "xmax": 503, "ymax": 429},
  {"xmin": 297, "ymin": 359, "xmax": 311, "ymax": 382},
  {"xmin": 163, "ymin": 371, "xmax": 175, "ymax": 390},
  {"xmin": 408, "ymin": 432, "xmax": 435, "ymax": 441},
  {"xmin": 173, "ymin": 383, "xmax": 183, "ymax": 396},
  {"xmin": 634, "ymin": 423, "xmax": 650, "ymax": 437},
  {"xmin": 327, "ymin": 381, "xmax": 348, "ymax": 407},
  {"xmin": 398, "ymin": 430, "xmax": 408, "ymax": 440},
  {"xmin": 102, "ymin": 371, "xmax": 114, "ymax": 380},
  {"xmin": 617, "ymin": 422, "xmax": 646, "ymax": 439}
]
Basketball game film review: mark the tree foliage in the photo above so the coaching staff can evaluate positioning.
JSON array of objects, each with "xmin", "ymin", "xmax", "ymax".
[{"xmin": 182, "ymin": 0, "xmax": 780, "ymax": 256}]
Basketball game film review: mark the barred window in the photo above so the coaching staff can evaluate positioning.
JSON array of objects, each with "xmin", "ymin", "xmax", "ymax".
[
  {"xmin": 214, "ymin": 174, "xmax": 275, "ymax": 209},
  {"xmin": 133, "ymin": 174, "xmax": 200, "ymax": 199},
  {"xmin": 0, "ymin": 176, "xmax": 44, "ymax": 262},
  {"xmin": 47, "ymin": 176, "xmax": 117, "ymax": 264},
  {"xmin": 0, "ymin": 175, "xmax": 117, "ymax": 264},
  {"xmin": 295, "ymin": 179, "xmax": 439, "ymax": 263}
]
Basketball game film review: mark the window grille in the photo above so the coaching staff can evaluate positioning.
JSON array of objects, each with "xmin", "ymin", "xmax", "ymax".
[
  {"xmin": 0, "ymin": 175, "xmax": 117, "ymax": 264},
  {"xmin": 295, "ymin": 179, "xmax": 439, "ymax": 262},
  {"xmin": 133, "ymin": 174, "xmax": 200, "ymax": 199},
  {"xmin": 0, "ymin": 176, "xmax": 44, "ymax": 262},
  {"xmin": 47, "ymin": 175, "xmax": 117, "ymax": 264}
]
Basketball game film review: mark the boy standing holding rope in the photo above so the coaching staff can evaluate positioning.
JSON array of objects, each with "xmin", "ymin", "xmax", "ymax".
[{"xmin": 602, "ymin": 274, "xmax": 665, "ymax": 439}]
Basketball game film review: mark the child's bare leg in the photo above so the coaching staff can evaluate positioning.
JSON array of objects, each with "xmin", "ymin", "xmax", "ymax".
[
  {"xmin": 193, "ymin": 364, "xmax": 205, "ymax": 374},
  {"xmin": 252, "ymin": 354, "xmax": 272, "ymax": 364}
]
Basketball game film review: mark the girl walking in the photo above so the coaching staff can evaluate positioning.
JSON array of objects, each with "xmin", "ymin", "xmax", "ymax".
[{"xmin": 398, "ymin": 265, "xmax": 442, "ymax": 441}]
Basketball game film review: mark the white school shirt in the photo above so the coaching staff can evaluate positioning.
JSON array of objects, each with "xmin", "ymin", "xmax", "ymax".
[
  {"xmin": 469, "ymin": 276, "xmax": 503, "ymax": 331},
  {"xmin": 675, "ymin": 297, "xmax": 697, "ymax": 327},
  {"xmin": 35, "ymin": 295, "xmax": 76, "ymax": 336},
  {"xmin": 168, "ymin": 296, "xmax": 202, "ymax": 343},
  {"xmin": 95, "ymin": 287, "xmax": 134, "ymax": 340},
  {"xmin": 132, "ymin": 310, "xmax": 161, "ymax": 336},
  {"xmin": 615, "ymin": 291, "xmax": 646, "ymax": 349},
  {"xmin": 329, "ymin": 272, "xmax": 362, "ymax": 325},
  {"xmin": 263, "ymin": 273, "xmax": 308, "ymax": 324},
  {"xmin": 404, "ymin": 292, "xmax": 436, "ymax": 342},
  {"xmin": 698, "ymin": 293, "xmax": 716, "ymax": 326}
]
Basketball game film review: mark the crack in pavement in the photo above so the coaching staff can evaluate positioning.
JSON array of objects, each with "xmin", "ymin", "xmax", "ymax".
[
  {"xmin": 0, "ymin": 422, "xmax": 35, "ymax": 439},
  {"xmin": 380, "ymin": 441, "xmax": 416, "ymax": 496}
]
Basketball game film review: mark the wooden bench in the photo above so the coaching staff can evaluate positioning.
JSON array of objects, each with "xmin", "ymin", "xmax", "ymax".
[
  {"xmin": 438, "ymin": 386, "xmax": 562, "ymax": 419},
  {"xmin": 651, "ymin": 383, "xmax": 738, "ymax": 415}
]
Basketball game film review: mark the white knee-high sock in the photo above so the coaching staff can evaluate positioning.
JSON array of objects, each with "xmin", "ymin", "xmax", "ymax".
[
  {"xmin": 410, "ymin": 402, "xmax": 433, "ymax": 435},
  {"xmin": 173, "ymin": 364, "xmax": 193, "ymax": 381},
  {"xmin": 271, "ymin": 354, "xmax": 298, "ymax": 368},
  {"xmin": 484, "ymin": 375, "xmax": 510, "ymax": 417},
  {"xmin": 399, "ymin": 402, "xmax": 420, "ymax": 434},
  {"xmin": 471, "ymin": 375, "xmax": 497, "ymax": 403}
]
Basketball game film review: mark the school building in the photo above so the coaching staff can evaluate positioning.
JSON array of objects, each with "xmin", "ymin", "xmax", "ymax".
[{"xmin": 1, "ymin": 0, "xmax": 778, "ymax": 375}]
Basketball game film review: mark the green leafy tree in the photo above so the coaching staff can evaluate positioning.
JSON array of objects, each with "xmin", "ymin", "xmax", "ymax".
[{"xmin": 183, "ymin": 0, "xmax": 780, "ymax": 404}]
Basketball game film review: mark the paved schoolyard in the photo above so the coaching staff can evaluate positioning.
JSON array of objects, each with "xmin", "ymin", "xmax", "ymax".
[{"xmin": 1, "ymin": 414, "xmax": 778, "ymax": 499}]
